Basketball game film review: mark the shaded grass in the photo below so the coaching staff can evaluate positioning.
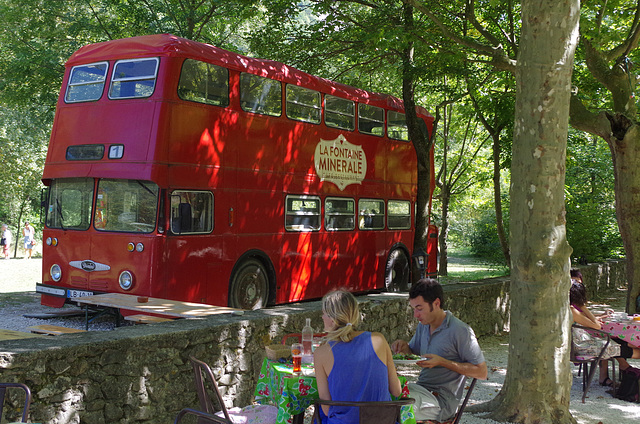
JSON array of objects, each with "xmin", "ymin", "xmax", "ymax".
[{"xmin": 439, "ymin": 248, "xmax": 510, "ymax": 284}]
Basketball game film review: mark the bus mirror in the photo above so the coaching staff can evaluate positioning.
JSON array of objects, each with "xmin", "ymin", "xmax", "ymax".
[{"xmin": 412, "ymin": 248, "xmax": 427, "ymax": 280}]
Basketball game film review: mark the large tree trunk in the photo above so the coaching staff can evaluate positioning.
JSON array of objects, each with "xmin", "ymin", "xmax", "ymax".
[
  {"xmin": 477, "ymin": 0, "xmax": 579, "ymax": 422},
  {"xmin": 569, "ymin": 45, "xmax": 640, "ymax": 314},
  {"xmin": 608, "ymin": 119, "xmax": 640, "ymax": 313},
  {"xmin": 402, "ymin": 5, "xmax": 434, "ymax": 275}
]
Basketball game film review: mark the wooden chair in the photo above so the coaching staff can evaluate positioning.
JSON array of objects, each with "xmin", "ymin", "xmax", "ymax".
[
  {"xmin": 313, "ymin": 398, "xmax": 415, "ymax": 424},
  {"xmin": 188, "ymin": 356, "xmax": 276, "ymax": 424},
  {"xmin": 416, "ymin": 378, "xmax": 477, "ymax": 424},
  {"xmin": 570, "ymin": 323, "xmax": 616, "ymax": 403},
  {"xmin": 0, "ymin": 383, "xmax": 31, "ymax": 423},
  {"xmin": 281, "ymin": 333, "xmax": 327, "ymax": 345}
]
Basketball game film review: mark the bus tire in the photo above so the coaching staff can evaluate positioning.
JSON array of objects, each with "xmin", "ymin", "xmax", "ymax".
[
  {"xmin": 385, "ymin": 249, "xmax": 410, "ymax": 292},
  {"xmin": 229, "ymin": 259, "xmax": 270, "ymax": 310}
]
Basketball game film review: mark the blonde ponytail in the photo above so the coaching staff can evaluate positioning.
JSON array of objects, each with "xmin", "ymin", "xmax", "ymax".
[{"xmin": 322, "ymin": 290, "xmax": 360, "ymax": 343}]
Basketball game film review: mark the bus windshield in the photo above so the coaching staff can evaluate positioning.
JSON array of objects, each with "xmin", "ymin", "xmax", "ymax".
[
  {"xmin": 46, "ymin": 178, "xmax": 94, "ymax": 230},
  {"xmin": 95, "ymin": 179, "xmax": 159, "ymax": 233}
]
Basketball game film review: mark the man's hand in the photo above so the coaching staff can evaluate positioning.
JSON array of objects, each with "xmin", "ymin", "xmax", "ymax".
[
  {"xmin": 416, "ymin": 354, "xmax": 442, "ymax": 368},
  {"xmin": 391, "ymin": 339, "xmax": 411, "ymax": 354}
]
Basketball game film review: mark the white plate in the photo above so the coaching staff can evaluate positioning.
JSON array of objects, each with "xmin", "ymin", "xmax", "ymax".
[{"xmin": 393, "ymin": 359, "xmax": 422, "ymax": 365}]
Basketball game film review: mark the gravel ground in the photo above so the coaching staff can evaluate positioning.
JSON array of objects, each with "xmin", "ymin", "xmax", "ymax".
[
  {"xmin": 2, "ymin": 259, "xmax": 639, "ymax": 422},
  {"xmin": 0, "ymin": 258, "xmax": 130, "ymax": 331}
]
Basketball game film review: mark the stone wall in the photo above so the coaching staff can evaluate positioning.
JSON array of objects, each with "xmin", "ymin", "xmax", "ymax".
[{"xmin": 0, "ymin": 260, "xmax": 625, "ymax": 423}]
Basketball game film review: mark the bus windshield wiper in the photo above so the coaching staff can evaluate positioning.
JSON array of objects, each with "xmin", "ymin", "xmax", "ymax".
[
  {"xmin": 56, "ymin": 199, "xmax": 66, "ymax": 230},
  {"xmin": 136, "ymin": 180, "xmax": 154, "ymax": 196}
]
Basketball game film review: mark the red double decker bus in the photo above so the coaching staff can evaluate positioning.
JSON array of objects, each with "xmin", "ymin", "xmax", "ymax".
[{"xmin": 37, "ymin": 34, "xmax": 436, "ymax": 310}]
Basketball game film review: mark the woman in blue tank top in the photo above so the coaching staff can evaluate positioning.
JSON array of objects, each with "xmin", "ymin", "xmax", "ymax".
[{"xmin": 313, "ymin": 290, "xmax": 402, "ymax": 424}]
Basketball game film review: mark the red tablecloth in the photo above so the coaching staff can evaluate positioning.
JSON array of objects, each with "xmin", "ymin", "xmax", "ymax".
[{"xmin": 601, "ymin": 319, "xmax": 640, "ymax": 348}]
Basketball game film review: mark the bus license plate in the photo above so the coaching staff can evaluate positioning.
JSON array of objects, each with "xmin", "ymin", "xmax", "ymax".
[{"xmin": 67, "ymin": 290, "xmax": 94, "ymax": 298}]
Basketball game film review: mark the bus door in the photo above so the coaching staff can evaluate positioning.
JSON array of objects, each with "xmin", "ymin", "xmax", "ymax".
[
  {"xmin": 353, "ymin": 199, "xmax": 387, "ymax": 290},
  {"xmin": 281, "ymin": 195, "xmax": 326, "ymax": 301},
  {"xmin": 320, "ymin": 197, "xmax": 359, "ymax": 291},
  {"xmin": 164, "ymin": 190, "xmax": 218, "ymax": 304}
]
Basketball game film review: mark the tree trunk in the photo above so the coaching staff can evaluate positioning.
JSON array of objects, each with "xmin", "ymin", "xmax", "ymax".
[
  {"xmin": 438, "ymin": 186, "xmax": 450, "ymax": 276},
  {"xmin": 492, "ymin": 132, "xmax": 511, "ymax": 265},
  {"xmin": 605, "ymin": 115, "xmax": 640, "ymax": 313},
  {"xmin": 402, "ymin": 5, "xmax": 434, "ymax": 271},
  {"xmin": 478, "ymin": 1, "xmax": 579, "ymax": 422}
]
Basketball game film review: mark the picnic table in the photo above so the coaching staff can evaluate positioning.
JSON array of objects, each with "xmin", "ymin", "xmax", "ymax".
[{"xmin": 254, "ymin": 358, "xmax": 416, "ymax": 424}]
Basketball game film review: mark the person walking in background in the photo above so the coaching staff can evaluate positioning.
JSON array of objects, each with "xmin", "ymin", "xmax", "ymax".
[
  {"xmin": 1, "ymin": 224, "xmax": 11, "ymax": 259},
  {"xmin": 22, "ymin": 221, "xmax": 35, "ymax": 259},
  {"xmin": 314, "ymin": 289, "xmax": 402, "ymax": 423}
]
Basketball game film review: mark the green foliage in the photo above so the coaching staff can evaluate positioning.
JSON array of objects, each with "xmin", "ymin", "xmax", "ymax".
[{"xmin": 565, "ymin": 130, "xmax": 622, "ymax": 262}]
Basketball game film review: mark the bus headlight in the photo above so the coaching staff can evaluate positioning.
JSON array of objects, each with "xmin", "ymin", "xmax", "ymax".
[
  {"xmin": 46, "ymin": 237, "xmax": 58, "ymax": 246},
  {"xmin": 119, "ymin": 271, "xmax": 134, "ymax": 290},
  {"xmin": 50, "ymin": 264, "xmax": 62, "ymax": 282}
]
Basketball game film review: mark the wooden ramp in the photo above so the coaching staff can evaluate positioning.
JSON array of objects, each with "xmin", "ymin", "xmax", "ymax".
[
  {"xmin": 0, "ymin": 329, "xmax": 44, "ymax": 340},
  {"xmin": 27, "ymin": 325, "xmax": 86, "ymax": 336},
  {"xmin": 124, "ymin": 314, "xmax": 175, "ymax": 324}
]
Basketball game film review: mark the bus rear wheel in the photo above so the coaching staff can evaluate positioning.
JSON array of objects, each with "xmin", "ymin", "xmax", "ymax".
[
  {"xmin": 229, "ymin": 259, "xmax": 269, "ymax": 310},
  {"xmin": 385, "ymin": 249, "xmax": 410, "ymax": 292}
]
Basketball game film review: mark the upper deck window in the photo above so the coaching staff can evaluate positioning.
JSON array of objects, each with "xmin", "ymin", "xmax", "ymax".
[
  {"xmin": 65, "ymin": 62, "xmax": 109, "ymax": 103},
  {"xmin": 109, "ymin": 58, "xmax": 159, "ymax": 99},
  {"xmin": 358, "ymin": 104, "xmax": 384, "ymax": 136},
  {"xmin": 240, "ymin": 73, "xmax": 282, "ymax": 117},
  {"xmin": 325, "ymin": 95, "xmax": 355, "ymax": 131},
  {"xmin": 388, "ymin": 111, "xmax": 409, "ymax": 141},
  {"xmin": 178, "ymin": 59, "xmax": 229, "ymax": 107},
  {"xmin": 286, "ymin": 85, "xmax": 320, "ymax": 124}
]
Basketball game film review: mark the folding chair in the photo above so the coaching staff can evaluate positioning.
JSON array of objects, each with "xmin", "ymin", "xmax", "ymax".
[
  {"xmin": 416, "ymin": 378, "xmax": 477, "ymax": 424},
  {"xmin": 188, "ymin": 356, "xmax": 276, "ymax": 424},
  {"xmin": 570, "ymin": 323, "xmax": 616, "ymax": 403},
  {"xmin": 0, "ymin": 383, "xmax": 32, "ymax": 423},
  {"xmin": 312, "ymin": 398, "xmax": 415, "ymax": 424}
]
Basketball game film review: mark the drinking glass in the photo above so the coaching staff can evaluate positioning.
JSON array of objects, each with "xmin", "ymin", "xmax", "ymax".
[{"xmin": 291, "ymin": 343, "xmax": 302, "ymax": 373}]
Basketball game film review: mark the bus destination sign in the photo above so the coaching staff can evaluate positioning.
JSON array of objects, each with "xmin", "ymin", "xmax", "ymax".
[{"xmin": 314, "ymin": 135, "xmax": 367, "ymax": 190}]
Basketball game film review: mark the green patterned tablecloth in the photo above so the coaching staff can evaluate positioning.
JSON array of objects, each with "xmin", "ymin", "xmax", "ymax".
[{"xmin": 254, "ymin": 358, "xmax": 416, "ymax": 424}]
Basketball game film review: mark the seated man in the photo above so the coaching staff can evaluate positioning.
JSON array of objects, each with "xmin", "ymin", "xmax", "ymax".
[{"xmin": 392, "ymin": 279, "xmax": 488, "ymax": 423}]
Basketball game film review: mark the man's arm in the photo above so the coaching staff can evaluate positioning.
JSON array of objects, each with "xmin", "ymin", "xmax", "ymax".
[{"xmin": 417, "ymin": 354, "xmax": 488, "ymax": 380}]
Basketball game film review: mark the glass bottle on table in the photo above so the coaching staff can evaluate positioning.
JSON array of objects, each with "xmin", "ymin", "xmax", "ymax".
[{"xmin": 302, "ymin": 317, "xmax": 314, "ymax": 363}]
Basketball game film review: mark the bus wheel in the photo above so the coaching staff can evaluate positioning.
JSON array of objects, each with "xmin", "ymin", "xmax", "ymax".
[
  {"xmin": 385, "ymin": 249, "xmax": 410, "ymax": 292},
  {"xmin": 229, "ymin": 259, "xmax": 269, "ymax": 310}
]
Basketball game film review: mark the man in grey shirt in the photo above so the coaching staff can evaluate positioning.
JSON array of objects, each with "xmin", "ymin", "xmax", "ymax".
[{"xmin": 392, "ymin": 279, "xmax": 488, "ymax": 422}]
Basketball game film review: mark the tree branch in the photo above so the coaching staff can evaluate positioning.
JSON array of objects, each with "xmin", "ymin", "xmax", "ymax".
[{"xmin": 402, "ymin": 0, "xmax": 516, "ymax": 73}]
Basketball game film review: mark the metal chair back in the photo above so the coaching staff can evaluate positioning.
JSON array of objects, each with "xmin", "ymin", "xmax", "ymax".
[
  {"xmin": 189, "ymin": 356, "xmax": 232, "ymax": 423},
  {"xmin": 312, "ymin": 398, "xmax": 415, "ymax": 424},
  {"xmin": 0, "ymin": 382, "xmax": 31, "ymax": 423},
  {"xmin": 570, "ymin": 323, "xmax": 616, "ymax": 403}
]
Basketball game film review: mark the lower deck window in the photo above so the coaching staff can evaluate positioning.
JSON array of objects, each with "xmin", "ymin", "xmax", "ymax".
[
  {"xmin": 358, "ymin": 199, "xmax": 385, "ymax": 230},
  {"xmin": 170, "ymin": 190, "xmax": 214, "ymax": 234},
  {"xmin": 387, "ymin": 200, "xmax": 411, "ymax": 229},
  {"xmin": 285, "ymin": 195, "xmax": 320, "ymax": 231},
  {"xmin": 325, "ymin": 197, "xmax": 355, "ymax": 231}
]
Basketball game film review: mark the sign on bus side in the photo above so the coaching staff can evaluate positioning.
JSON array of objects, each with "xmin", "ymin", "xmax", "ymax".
[{"xmin": 314, "ymin": 135, "xmax": 367, "ymax": 190}]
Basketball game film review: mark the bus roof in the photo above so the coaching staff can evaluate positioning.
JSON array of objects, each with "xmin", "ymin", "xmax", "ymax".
[{"xmin": 66, "ymin": 33, "xmax": 432, "ymax": 118}]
